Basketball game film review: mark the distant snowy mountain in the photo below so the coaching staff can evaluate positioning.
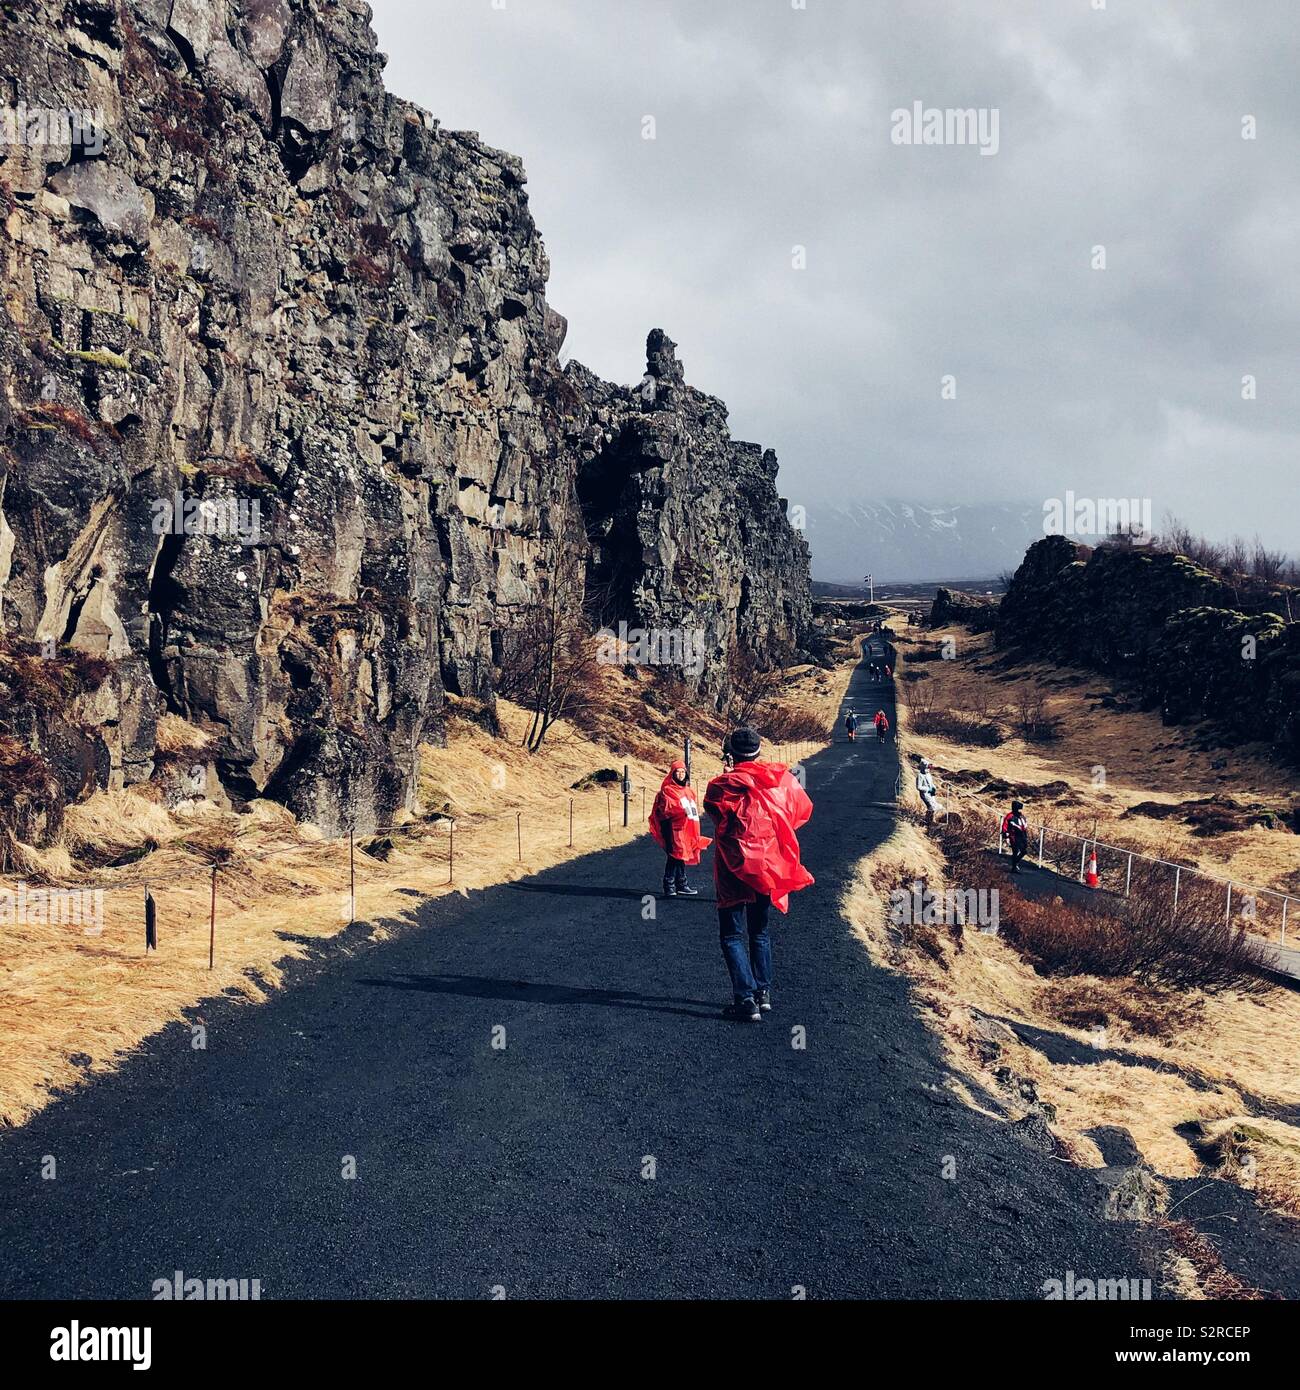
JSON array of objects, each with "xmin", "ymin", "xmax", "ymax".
[{"xmin": 806, "ymin": 499, "xmax": 1042, "ymax": 584}]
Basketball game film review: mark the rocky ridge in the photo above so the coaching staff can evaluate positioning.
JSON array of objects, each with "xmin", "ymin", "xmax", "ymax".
[
  {"xmin": 0, "ymin": 0, "xmax": 811, "ymax": 838},
  {"xmin": 997, "ymin": 537, "xmax": 1299, "ymax": 759}
]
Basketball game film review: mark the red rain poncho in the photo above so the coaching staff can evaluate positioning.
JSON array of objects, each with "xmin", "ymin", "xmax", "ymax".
[
  {"xmin": 648, "ymin": 761, "xmax": 711, "ymax": 864},
  {"xmin": 703, "ymin": 761, "xmax": 814, "ymax": 912}
]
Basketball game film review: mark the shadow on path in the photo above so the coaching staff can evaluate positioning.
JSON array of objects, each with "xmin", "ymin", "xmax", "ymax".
[
  {"xmin": 356, "ymin": 972, "xmax": 718, "ymax": 1020},
  {"xmin": 504, "ymin": 881, "xmax": 681, "ymax": 903}
]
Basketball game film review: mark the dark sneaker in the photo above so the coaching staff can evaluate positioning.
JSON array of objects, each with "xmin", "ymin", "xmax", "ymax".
[
  {"xmin": 662, "ymin": 884, "xmax": 678, "ymax": 898},
  {"xmin": 754, "ymin": 989, "xmax": 772, "ymax": 1013},
  {"xmin": 675, "ymin": 883, "xmax": 699, "ymax": 896},
  {"xmin": 722, "ymin": 999, "xmax": 762, "ymax": 1023}
]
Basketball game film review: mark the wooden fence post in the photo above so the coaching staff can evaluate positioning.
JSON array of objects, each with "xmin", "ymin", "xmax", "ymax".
[{"xmin": 208, "ymin": 864, "xmax": 217, "ymax": 970}]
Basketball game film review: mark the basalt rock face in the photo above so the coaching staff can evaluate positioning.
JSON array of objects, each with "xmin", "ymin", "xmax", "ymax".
[
  {"xmin": 927, "ymin": 586, "xmax": 998, "ymax": 632},
  {"xmin": 998, "ymin": 538, "xmax": 1299, "ymax": 759},
  {"xmin": 575, "ymin": 329, "xmax": 811, "ymax": 697},
  {"xmin": 0, "ymin": 0, "xmax": 811, "ymax": 835}
]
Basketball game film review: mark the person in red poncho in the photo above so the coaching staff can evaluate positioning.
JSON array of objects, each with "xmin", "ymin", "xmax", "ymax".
[
  {"xmin": 704, "ymin": 727, "xmax": 814, "ymax": 1022},
  {"xmin": 648, "ymin": 760, "xmax": 711, "ymax": 899}
]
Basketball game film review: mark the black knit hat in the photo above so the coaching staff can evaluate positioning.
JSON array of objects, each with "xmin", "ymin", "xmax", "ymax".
[{"xmin": 728, "ymin": 727, "xmax": 761, "ymax": 760}]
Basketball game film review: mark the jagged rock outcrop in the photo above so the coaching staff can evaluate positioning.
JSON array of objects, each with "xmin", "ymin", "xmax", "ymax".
[
  {"xmin": 574, "ymin": 329, "xmax": 810, "ymax": 694},
  {"xmin": 927, "ymin": 586, "xmax": 998, "ymax": 632},
  {"xmin": 0, "ymin": 0, "xmax": 811, "ymax": 835},
  {"xmin": 998, "ymin": 538, "xmax": 1300, "ymax": 759}
]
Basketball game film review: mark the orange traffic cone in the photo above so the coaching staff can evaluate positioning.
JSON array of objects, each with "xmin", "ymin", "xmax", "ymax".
[{"xmin": 1085, "ymin": 847, "xmax": 1100, "ymax": 889}]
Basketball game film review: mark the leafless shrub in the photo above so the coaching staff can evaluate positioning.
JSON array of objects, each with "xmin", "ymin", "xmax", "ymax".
[
  {"xmin": 761, "ymin": 704, "xmax": 833, "ymax": 743},
  {"xmin": 905, "ymin": 679, "xmax": 1002, "ymax": 745},
  {"xmin": 941, "ymin": 817, "xmax": 1272, "ymax": 995},
  {"xmin": 1156, "ymin": 514, "xmax": 1298, "ymax": 588},
  {"xmin": 903, "ymin": 681, "xmax": 939, "ymax": 717},
  {"xmin": 494, "ymin": 540, "xmax": 599, "ymax": 752},
  {"xmin": 723, "ymin": 649, "xmax": 785, "ymax": 729},
  {"xmin": 1016, "ymin": 690, "xmax": 1061, "ymax": 742},
  {"xmin": 912, "ymin": 708, "xmax": 1004, "ymax": 747},
  {"xmin": 1249, "ymin": 537, "xmax": 1289, "ymax": 583},
  {"xmin": 1003, "ymin": 881, "xmax": 1272, "ymax": 995}
]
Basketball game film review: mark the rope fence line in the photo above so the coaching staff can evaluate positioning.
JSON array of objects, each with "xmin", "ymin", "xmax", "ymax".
[
  {"xmin": 914, "ymin": 777, "xmax": 1297, "ymax": 948},
  {"xmin": 1, "ymin": 740, "xmax": 822, "ymax": 968}
]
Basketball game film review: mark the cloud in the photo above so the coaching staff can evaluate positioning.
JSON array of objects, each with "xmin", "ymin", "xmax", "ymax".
[{"xmin": 372, "ymin": 0, "xmax": 1300, "ymax": 561}]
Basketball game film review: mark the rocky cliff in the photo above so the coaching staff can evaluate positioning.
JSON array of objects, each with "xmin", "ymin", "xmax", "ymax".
[
  {"xmin": 998, "ymin": 537, "xmax": 1300, "ymax": 759},
  {"xmin": 0, "ymin": 0, "xmax": 811, "ymax": 838}
]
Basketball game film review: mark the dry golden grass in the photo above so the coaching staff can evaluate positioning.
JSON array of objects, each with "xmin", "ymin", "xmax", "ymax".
[
  {"xmin": 892, "ymin": 622, "xmax": 1300, "ymax": 897},
  {"xmin": 0, "ymin": 648, "xmax": 852, "ymax": 1129},
  {"xmin": 841, "ymin": 808, "xmax": 1300, "ymax": 1229},
  {"xmin": 1195, "ymin": 1117, "xmax": 1300, "ymax": 1219},
  {"xmin": 153, "ymin": 712, "xmax": 212, "ymax": 757}
]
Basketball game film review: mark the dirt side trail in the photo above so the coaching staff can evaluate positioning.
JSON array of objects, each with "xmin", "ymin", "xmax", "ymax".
[{"xmin": 0, "ymin": 646, "xmax": 1166, "ymax": 1298}]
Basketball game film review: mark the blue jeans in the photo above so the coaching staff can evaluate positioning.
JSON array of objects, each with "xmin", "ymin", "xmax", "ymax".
[{"xmin": 718, "ymin": 895, "xmax": 772, "ymax": 1002}]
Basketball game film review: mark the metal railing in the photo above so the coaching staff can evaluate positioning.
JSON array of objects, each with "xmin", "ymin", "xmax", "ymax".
[{"xmin": 939, "ymin": 792, "xmax": 1296, "ymax": 947}]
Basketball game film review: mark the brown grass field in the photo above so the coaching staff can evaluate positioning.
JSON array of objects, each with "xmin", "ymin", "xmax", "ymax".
[
  {"xmin": 841, "ymin": 610, "xmax": 1300, "ymax": 1278},
  {"xmin": 0, "ymin": 647, "xmax": 858, "ymax": 1127},
  {"xmin": 894, "ymin": 623, "xmax": 1300, "ymax": 899}
]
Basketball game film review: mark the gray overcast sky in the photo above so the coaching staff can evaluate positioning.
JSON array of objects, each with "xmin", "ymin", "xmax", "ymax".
[{"xmin": 370, "ymin": 0, "xmax": 1298, "ymax": 553}]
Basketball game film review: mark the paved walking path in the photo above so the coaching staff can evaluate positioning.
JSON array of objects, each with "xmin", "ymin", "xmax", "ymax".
[{"xmin": 0, "ymin": 645, "xmax": 1162, "ymax": 1299}]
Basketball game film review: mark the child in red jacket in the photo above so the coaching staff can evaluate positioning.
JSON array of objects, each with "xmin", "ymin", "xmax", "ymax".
[
  {"xmin": 704, "ymin": 728, "xmax": 814, "ymax": 1022},
  {"xmin": 648, "ymin": 760, "xmax": 711, "ymax": 898}
]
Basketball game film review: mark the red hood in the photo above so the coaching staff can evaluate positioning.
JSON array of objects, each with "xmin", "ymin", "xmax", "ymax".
[
  {"xmin": 711, "ymin": 760, "xmax": 790, "ymax": 794},
  {"xmin": 659, "ymin": 760, "xmax": 688, "ymax": 794}
]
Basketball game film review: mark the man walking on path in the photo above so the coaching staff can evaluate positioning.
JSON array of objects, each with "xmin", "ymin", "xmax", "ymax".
[
  {"xmin": 844, "ymin": 711, "xmax": 858, "ymax": 741},
  {"xmin": 648, "ymin": 759, "xmax": 710, "ymax": 898},
  {"xmin": 704, "ymin": 728, "xmax": 814, "ymax": 1022},
  {"xmin": 873, "ymin": 708, "xmax": 890, "ymax": 744},
  {"xmin": 915, "ymin": 758, "xmax": 938, "ymax": 825},
  {"xmin": 1001, "ymin": 799, "xmax": 1030, "ymax": 874}
]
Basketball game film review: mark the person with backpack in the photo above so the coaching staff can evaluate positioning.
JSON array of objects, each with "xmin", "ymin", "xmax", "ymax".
[
  {"xmin": 704, "ymin": 727, "xmax": 814, "ymax": 1022},
  {"xmin": 1001, "ymin": 799, "xmax": 1030, "ymax": 874},
  {"xmin": 648, "ymin": 759, "xmax": 711, "ymax": 898},
  {"xmin": 844, "ymin": 711, "xmax": 858, "ymax": 741},
  {"xmin": 873, "ymin": 708, "xmax": 890, "ymax": 744}
]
